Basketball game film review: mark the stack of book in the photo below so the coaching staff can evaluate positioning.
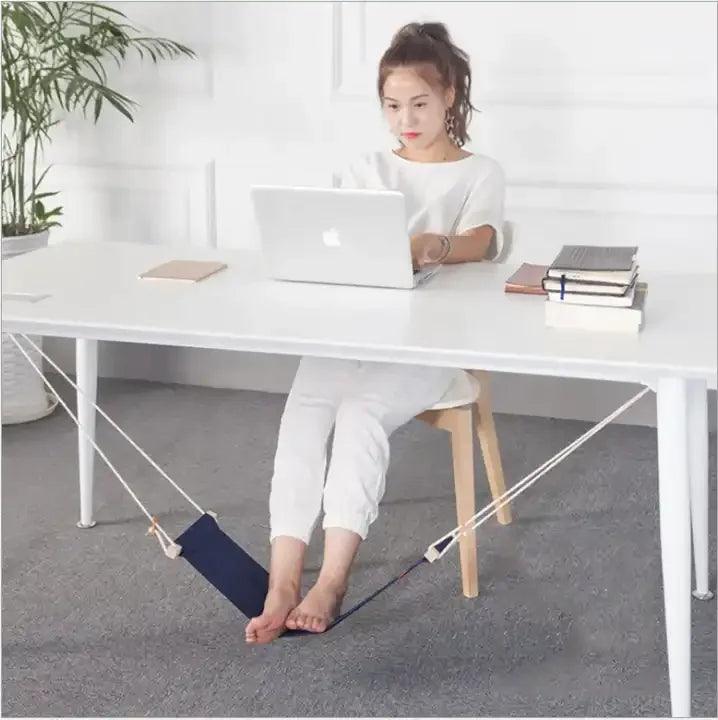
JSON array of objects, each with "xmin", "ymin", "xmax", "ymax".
[{"xmin": 542, "ymin": 245, "xmax": 646, "ymax": 333}]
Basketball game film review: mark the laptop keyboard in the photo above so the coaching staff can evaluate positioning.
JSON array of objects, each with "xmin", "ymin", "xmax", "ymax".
[{"xmin": 413, "ymin": 264, "xmax": 441, "ymax": 284}]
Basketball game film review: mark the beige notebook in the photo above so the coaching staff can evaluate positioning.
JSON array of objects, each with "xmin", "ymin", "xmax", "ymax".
[
  {"xmin": 139, "ymin": 260, "xmax": 227, "ymax": 282},
  {"xmin": 504, "ymin": 263, "xmax": 548, "ymax": 295}
]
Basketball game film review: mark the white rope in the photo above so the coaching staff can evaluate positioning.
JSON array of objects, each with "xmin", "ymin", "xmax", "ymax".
[
  {"xmin": 6, "ymin": 333, "xmax": 184, "ymax": 555},
  {"xmin": 12, "ymin": 333, "xmax": 205, "ymax": 516},
  {"xmin": 425, "ymin": 386, "xmax": 652, "ymax": 562},
  {"xmin": 7, "ymin": 331, "xmax": 652, "ymax": 568}
]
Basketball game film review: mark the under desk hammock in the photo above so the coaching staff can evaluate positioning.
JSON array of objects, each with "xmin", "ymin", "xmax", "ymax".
[{"xmin": 8, "ymin": 332, "xmax": 651, "ymax": 637}]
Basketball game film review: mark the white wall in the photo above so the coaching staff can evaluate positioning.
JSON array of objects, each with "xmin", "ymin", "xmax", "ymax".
[{"xmin": 43, "ymin": 1, "xmax": 717, "ymax": 427}]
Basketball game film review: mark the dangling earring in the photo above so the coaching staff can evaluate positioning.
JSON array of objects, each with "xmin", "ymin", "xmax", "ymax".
[{"xmin": 445, "ymin": 109, "xmax": 458, "ymax": 146}]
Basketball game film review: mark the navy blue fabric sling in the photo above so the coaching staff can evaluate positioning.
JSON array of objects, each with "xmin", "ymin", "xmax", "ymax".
[
  {"xmin": 175, "ymin": 513, "xmax": 435, "ymax": 637},
  {"xmin": 10, "ymin": 331, "xmax": 654, "ymax": 641}
]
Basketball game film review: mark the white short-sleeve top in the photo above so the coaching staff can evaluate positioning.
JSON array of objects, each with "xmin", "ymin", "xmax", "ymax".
[{"xmin": 336, "ymin": 149, "xmax": 506, "ymax": 261}]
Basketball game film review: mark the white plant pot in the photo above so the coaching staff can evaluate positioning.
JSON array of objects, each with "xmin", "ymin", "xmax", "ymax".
[{"xmin": 2, "ymin": 229, "xmax": 59, "ymax": 425}]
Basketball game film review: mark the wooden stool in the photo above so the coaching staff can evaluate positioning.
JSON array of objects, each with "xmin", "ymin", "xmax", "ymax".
[{"xmin": 416, "ymin": 370, "xmax": 511, "ymax": 598}]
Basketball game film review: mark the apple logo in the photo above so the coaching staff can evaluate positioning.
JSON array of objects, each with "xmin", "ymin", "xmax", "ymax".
[{"xmin": 322, "ymin": 227, "xmax": 341, "ymax": 247}]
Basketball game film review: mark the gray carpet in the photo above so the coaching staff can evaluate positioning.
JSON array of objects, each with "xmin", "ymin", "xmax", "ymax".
[{"xmin": 2, "ymin": 376, "xmax": 716, "ymax": 717}]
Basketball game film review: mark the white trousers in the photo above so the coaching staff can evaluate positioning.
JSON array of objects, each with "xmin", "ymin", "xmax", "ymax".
[{"xmin": 269, "ymin": 357, "xmax": 457, "ymax": 543}]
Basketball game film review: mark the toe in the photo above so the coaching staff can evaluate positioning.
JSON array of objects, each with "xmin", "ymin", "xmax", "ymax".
[
  {"xmin": 246, "ymin": 611, "xmax": 282, "ymax": 642},
  {"xmin": 285, "ymin": 612, "xmax": 298, "ymax": 630}
]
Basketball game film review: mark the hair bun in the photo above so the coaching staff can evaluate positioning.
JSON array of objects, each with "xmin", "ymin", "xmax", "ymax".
[
  {"xmin": 393, "ymin": 21, "xmax": 451, "ymax": 45},
  {"xmin": 417, "ymin": 22, "xmax": 451, "ymax": 44}
]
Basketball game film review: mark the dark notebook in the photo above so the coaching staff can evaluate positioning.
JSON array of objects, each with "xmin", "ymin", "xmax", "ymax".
[
  {"xmin": 547, "ymin": 245, "xmax": 639, "ymax": 285},
  {"xmin": 549, "ymin": 245, "xmax": 638, "ymax": 272}
]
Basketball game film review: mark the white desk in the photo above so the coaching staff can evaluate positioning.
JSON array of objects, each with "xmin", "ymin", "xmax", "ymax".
[{"xmin": 3, "ymin": 240, "xmax": 716, "ymax": 716}]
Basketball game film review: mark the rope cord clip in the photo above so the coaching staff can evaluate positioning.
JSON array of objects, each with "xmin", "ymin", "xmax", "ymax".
[
  {"xmin": 424, "ymin": 528, "xmax": 461, "ymax": 563},
  {"xmin": 146, "ymin": 516, "xmax": 182, "ymax": 559},
  {"xmin": 146, "ymin": 515, "xmax": 160, "ymax": 537}
]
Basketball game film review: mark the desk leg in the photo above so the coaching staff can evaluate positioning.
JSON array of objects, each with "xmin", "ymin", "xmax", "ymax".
[
  {"xmin": 688, "ymin": 379, "xmax": 713, "ymax": 601},
  {"xmin": 656, "ymin": 377, "xmax": 692, "ymax": 717},
  {"xmin": 76, "ymin": 339, "xmax": 98, "ymax": 529}
]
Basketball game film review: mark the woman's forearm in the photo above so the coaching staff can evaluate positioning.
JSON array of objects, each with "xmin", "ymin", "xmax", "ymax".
[{"xmin": 441, "ymin": 225, "xmax": 494, "ymax": 264}]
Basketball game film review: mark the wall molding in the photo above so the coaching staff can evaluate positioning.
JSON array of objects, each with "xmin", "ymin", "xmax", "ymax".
[
  {"xmin": 331, "ymin": 1, "xmax": 717, "ymax": 109},
  {"xmin": 47, "ymin": 162, "xmax": 216, "ymax": 249},
  {"xmin": 506, "ymin": 182, "xmax": 716, "ymax": 218}
]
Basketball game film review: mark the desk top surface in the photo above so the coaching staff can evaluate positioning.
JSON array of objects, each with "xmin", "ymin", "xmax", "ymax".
[{"xmin": 2, "ymin": 241, "xmax": 716, "ymax": 387}]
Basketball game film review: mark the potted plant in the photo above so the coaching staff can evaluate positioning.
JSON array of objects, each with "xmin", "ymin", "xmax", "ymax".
[{"xmin": 1, "ymin": 1, "xmax": 195, "ymax": 423}]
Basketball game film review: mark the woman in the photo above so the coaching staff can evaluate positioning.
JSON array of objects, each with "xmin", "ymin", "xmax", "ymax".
[{"xmin": 246, "ymin": 21, "xmax": 505, "ymax": 644}]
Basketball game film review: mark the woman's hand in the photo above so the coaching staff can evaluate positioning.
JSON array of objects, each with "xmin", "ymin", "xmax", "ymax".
[{"xmin": 410, "ymin": 233, "xmax": 447, "ymax": 269}]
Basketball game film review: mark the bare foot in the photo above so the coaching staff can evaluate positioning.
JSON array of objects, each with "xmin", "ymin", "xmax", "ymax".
[
  {"xmin": 285, "ymin": 580, "xmax": 346, "ymax": 633},
  {"xmin": 245, "ymin": 586, "xmax": 300, "ymax": 644}
]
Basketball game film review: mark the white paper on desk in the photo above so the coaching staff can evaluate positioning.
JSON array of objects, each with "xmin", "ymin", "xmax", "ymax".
[{"xmin": 2, "ymin": 292, "xmax": 52, "ymax": 304}]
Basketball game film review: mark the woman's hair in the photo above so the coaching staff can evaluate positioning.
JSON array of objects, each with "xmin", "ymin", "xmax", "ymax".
[{"xmin": 377, "ymin": 22, "xmax": 478, "ymax": 147}]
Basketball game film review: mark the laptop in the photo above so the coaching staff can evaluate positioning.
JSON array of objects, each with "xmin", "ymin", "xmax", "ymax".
[{"xmin": 250, "ymin": 185, "xmax": 441, "ymax": 289}]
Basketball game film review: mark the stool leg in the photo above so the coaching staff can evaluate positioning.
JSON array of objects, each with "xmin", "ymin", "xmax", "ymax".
[
  {"xmin": 473, "ymin": 373, "xmax": 511, "ymax": 525},
  {"xmin": 449, "ymin": 407, "xmax": 479, "ymax": 598}
]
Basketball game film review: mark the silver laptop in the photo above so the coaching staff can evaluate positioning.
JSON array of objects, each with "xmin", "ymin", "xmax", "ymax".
[{"xmin": 250, "ymin": 185, "xmax": 440, "ymax": 289}]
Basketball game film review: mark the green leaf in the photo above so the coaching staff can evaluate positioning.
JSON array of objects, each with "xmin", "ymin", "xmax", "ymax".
[
  {"xmin": 27, "ymin": 190, "xmax": 59, "ymax": 201},
  {"xmin": 64, "ymin": 77, "xmax": 80, "ymax": 110},
  {"xmin": 105, "ymin": 92, "xmax": 134, "ymax": 123},
  {"xmin": 80, "ymin": 3, "xmax": 127, "ymax": 20},
  {"xmin": 29, "ymin": 164, "xmax": 53, "ymax": 194}
]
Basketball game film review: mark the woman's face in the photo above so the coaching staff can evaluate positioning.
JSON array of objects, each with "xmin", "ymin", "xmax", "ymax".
[{"xmin": 381, "ymin": 67, "xmax": 454, "ymax": 149}]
